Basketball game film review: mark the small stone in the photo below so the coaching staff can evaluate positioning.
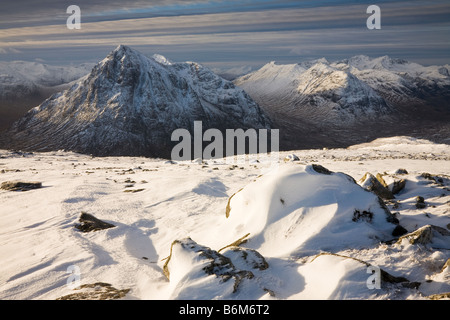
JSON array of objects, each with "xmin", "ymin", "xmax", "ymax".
[
  {"xmin": 415, "ymin": 196, "xmax": 426, "ymax": 209},
  {"xmin": 311, "ymin": 164, "xmax": 332, "ymax": 175},
  {"xmin": 392, "ymin": 179, "xmax": 406, "ymax": 195},
  {"xmin": 284, "ymin": 154, "xmax": 299, "ymax": 162}
]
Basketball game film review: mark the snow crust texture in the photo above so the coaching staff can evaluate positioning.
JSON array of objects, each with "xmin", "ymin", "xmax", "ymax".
[{"xmin": 0, "ymin": 136, "xmax": 449, "ymax": 300}]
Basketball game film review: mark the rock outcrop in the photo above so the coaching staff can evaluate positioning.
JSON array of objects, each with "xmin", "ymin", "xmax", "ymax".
[{"xmin": 75, "ymin": 212, "xmax": 116, "ymax": 232}]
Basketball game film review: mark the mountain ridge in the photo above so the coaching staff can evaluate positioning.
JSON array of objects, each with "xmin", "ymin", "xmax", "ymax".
[
  {"xmin": 234, "ymin": 55, "xmax": 450, "ymax": 149},
  {"xmin": 1, "ymin": 45, "xmax": 271, "ymax": 158}
]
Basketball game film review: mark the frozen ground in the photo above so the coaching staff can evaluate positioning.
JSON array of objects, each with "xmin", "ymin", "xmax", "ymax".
[{"xmin": 0, "ymin": 136, "xmax": 449, "ymax": 300}]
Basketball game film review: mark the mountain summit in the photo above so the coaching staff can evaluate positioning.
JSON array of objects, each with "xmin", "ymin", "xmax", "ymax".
[{"xmin": 1, "ymin": 45, "xmax": 270, "ymax": 158}]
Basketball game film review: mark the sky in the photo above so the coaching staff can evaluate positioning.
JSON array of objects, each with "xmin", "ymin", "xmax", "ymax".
[{"xmin": 0, "ymin": 0, "xmax": 449, "ymax": 73}]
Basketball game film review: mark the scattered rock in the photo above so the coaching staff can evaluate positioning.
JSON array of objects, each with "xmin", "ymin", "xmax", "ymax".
[
  {"xmin": 398, "ymin": 225, "xmax": 433, "ymax": 245},
  {"xmin": 312, "ymin": 252, "xmax": 420, "ymax": 289},
  {"xmin": 75, "ymin": 212, "xmax": 116, "ymax": 232},
  {"xmin": 359, "ymin": 172, "xmax": 394, "ymax": 200},
  {"xmin": 123, "ymin": 188, "xmax": 145, "ymax": 193},
  {"xmin": 1, "ymin": 181, "xmax": 42, "ymax": 191},
  {"xmin": 284, "ymin": 154, "xmax": 299, "ymax": 162},
  {"xmin": 163, "ymin": 238, "xmax": 254, "ymax": 293},
  {"xmin": 420, "ymin": 173, "xmax": 445, "ymax": 185},
  {"xmin": 415, "ymin": 196, "xmax": 426, "ymax": 209},
  {"xmin": 225, "ymin": 188, "xmax": 244, "ymax": 218},
  {"xmin": 311, "ymin": 164, "xmax": 332, "ymax": 175},
  {"xmin": 397, "ymin": 224, "xmax": 450, "ymax": 245},
  {"xmin": 392, "ymin": 179, "xmax": 406, "ymax": 195},
  {"xmin": 441, "ymin": 259, "xmax": 450, "ymax": 273},
  {"xmin": 427, "ymin": 292, "xmax": 450, "ymax": 300},
  {"xmin": 395, "ymin": 168, "xmax": 408, "ymax": 175},
  {"xmin": 376, "ymin": 173, "xmax": 389, "ymax": 188},
  {"xmin": 218, "ymin": 233, "xmax": 250, "ymax": 252},
  {"xmin": 56, "ymin": 282, "xmax": 130, "ymax": 300}
]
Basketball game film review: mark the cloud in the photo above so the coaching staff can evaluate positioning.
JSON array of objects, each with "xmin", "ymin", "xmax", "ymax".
[
  {"xmin": 0, "ymin": 1, "xmax": 449, "ymax": 67},
  {"xmin": 0, "ymin": 47, "xmax": 22, "ymax": 54}
]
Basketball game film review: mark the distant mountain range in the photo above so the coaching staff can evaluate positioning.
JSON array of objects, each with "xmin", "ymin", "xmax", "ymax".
[
  {"xmin": 235, "ymin": 55, "xmax": 450, "ymax": 149},
  {"xmin": 1, "ymin": 47, "xmax": 449, "ymax": 157},
  {"xmin": 0, "ymin": 45, "xmax": 270, "ymax": 158}
]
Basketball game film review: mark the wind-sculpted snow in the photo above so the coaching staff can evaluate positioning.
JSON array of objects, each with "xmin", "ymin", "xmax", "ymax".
[
  {"xmin": 206, "ymin": 164, "xmax": 397, "ymax": 258},
  {"xmin": 2, "ymin": 45, "xmax": 270, "ymax": 158},
  {"xmin": 0, "ymin": 137, "xmax": 449, "ymax": 300}
]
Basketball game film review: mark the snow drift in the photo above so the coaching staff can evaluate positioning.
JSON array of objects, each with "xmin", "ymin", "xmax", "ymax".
[{"xmin": 205, "ymin": 163, "xmax": 397, "ymax": 257}]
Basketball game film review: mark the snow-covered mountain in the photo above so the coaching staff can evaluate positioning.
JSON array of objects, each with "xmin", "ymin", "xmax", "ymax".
[
  {"xmin": 235, "ymin": 55, "xmax": 450, "ymax": 149},
  {"xmin": 0, "ymin": 61, "xmax": 93, "ymax": 131},
  {"xmin": 336, "ymin": 55, "xmax": 450, "ymax": 116},
  {"xmin": 1, "ymin": 45, "xmax": 270, "ymax": 158}
]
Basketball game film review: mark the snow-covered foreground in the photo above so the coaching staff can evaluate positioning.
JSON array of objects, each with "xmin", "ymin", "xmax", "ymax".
[{"xmin": 0, "ymin": 136, "xmax": 449, "ymax": 300}]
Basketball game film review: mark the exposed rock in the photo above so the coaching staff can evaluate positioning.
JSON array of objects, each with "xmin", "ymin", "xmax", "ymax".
[
  {"xmin": 395, "ymin": 168, "xmax": 408, "ymax": 175},
  {"xmin": 123, "ymin": 188, "xmax": 145, "ymax": 193},
  {"xmin": 427, "ymin": 292, "xmax": 450, "ymax": 300},
  {"xmin": 312, "ymin": 252, "xmax": 420, "ymax": 289},
  {"xmin": 376, "ymin": 173, "xmax": 389, "ymax": 188},
  {"xmin": 75, "ymin": 212, "xmax": 116, "ymax": 232},
  {"xmin": 311, "ymin": 164, "xmax": 332, "ymax": 175},
  {"xmin": 218, "ymin": 233, "xmax": 250, "ymax": 252},
  {"xmin": 284, "ymin": 154, "xmax": 299, "ymax": 162},
  {"xmin": 163, "ymin": 238, "xmax": 254, "ymax": 293},
  {"xmin": 359, "ymin": 172, "xmax": 394, "ymax": 200},
  {"xmin": 221, "ymin": 246, "xmax": 269, "ymax": 271},
  {"xmin": 56, "ymin": 282, "xmax": 130, "ymax": 300},
  {"xmin": 432, "ymin": 225, "xmax": 450, "ymax": 236},
  {"xmin": 1, "ymin": 181, "xmax": 42, "ymax": 191},
  {"xmin": 441, "ymin": 259, "xmax": 450, "ymax": 273},
  {"xmin": 397, "ymin": 224, "xmax": 450, "ymax": 245},
  {"xmin": 392, "ymin": 179, "xmax": 406, "ymax": 194},
  {"xmin": 420, "ymin": 172, "xmax": 446, "ymax": 185},
  {"xmin": 415, "ymin": 196, "xmax": 426, "ymax": 209},
  {"xmin": 398, "ymin": 225, "xmax": 433, "ymax": 245}
]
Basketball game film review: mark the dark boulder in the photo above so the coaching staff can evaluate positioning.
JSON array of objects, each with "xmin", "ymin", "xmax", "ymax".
[{"xmin": 75, "ymin": 212, "xmax": 116, "ymax": 232}]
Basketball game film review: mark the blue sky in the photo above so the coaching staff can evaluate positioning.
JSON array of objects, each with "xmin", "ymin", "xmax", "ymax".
[{"xmin": 0, "ymin": 0, "xmax": 449, "ymax": 72}]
